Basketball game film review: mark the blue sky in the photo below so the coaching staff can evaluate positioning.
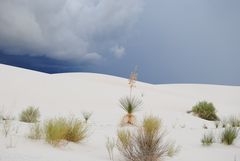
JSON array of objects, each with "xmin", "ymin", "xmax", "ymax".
[{"xmin": 0, "ymin": 0, "xmax": 240, "ymax": 85}]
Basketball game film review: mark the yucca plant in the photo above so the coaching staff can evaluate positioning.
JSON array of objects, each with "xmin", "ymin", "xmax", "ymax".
[
  {"xmin": 128, "ymin": 67, "xmax": 138, "ymax": 98},
  {"xmin": 119, "ymin": 96, "xmax": 142, "ymax": 125}
]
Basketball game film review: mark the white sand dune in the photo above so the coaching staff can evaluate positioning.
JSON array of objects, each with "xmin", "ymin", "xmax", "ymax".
[{"xmin": 0, "ymin": 64, "xmax": 240, "ymax": 161}]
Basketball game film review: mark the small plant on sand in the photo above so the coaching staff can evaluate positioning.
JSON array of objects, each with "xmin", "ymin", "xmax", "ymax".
[
  {"xmin": 201, "ymin": 132, "xmax": 214, "ymax": 146},
  {"xmin": 119, "ymin": 96, "xmax": 142, "ymax": 125},
  {"xmin": 65, "ymin": 118, "xmax": 88, "ymax": 142},
  {"xmin": 44, "ymin": 117, "xmax": 68, "ymax": 146},
  {"xmin": 221, "ymin": 127, "xmax": 239, "ymax": 145},
  {"xmin": 81, "ymin": 111, "xmax": 92, "ymax": 123},
  {"xmin": 221, "ymin": 118, "xmax": 228, "ymax": 128},
  {"xmin": 117, "ymin": 115, "xmax": 177, "ymax": 161},
  {"xmin": 2, "ymin": 119, "xmax": 12, "ymax": 137},
  {"xmin": 192, "ymin": 101, "xmax": 218, "ymax": 121},
  {"xmin": 228, "ymin": 116, "xmax": 240, "ymax": 128},
  {"xmin": 20, "ymin": 106, "xmax": 40, "ymax": 123},
  {"xmin": 214, "ymin": 121, "xmax": 220, "ymax": 128},
  {"xmin": 28, "ymin": 123, "xmax": 42, "ymax": 140},
  {"xmin": 106, "ymin": 137, "xmax": 116, "ymax": 161},
  {"xmin": 167, "ymin": 141, "xmax": 180, "ymax": 157},
  {"xmin": 44, "ymin": 117, "xmax": 87, "ymax": 146}
]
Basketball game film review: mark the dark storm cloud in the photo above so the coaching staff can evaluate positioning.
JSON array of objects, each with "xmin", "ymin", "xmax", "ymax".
[{"xmin": 0, "ymin": 0, "xmax": 143, "ymax": 61}]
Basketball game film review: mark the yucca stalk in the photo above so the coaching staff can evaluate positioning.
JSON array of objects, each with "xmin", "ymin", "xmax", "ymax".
[{"xmin": 128, "ymin": 66, "xmax": 138, "ymax": 98}]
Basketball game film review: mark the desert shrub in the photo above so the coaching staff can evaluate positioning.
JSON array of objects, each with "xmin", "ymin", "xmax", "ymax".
[
  {"xmin": 201, "ymin": 132, "xmax": 214, "ymax": 146},
  {"xmin": 119, "ymin": 96, "xmax": 142, "ymax": 125},
  {"xmin": 106, "ymin": 137, "xmax": 116, "ymax": 161},
  {"xmin": 192, "ymin": 101, "xmax": 218, "ymax": 121},
  {"xmin": 221, "ymin": 127, "xmax": 239, "ymax": 145},
  {"xmin": 81, "ymin": 111, "xmax": 92, "ymax": 123},
  {"xmin": 28, "ymin": 123, "xmax": 42, "ymax": 140},
  {"xmin": 228, "ymin": 116, "xmax": 240, "ymax": 127},
  {"xmin": 44, "ymin": 117, "xmax": 68, "ymax": 146},
  {"xmin": 20, "ymin": 106, "xmax": 40, "ymax": 123},
  {"xmin": 117, "ymin": 115, "xmax": 175, "ymax": 161},
  {"xmin": 65, "ymin": 118, "xmax": 88, "ymax": 142},
  {"xmin": 44, "ymin": 117, "xmax": 87, "ymax": 146}
]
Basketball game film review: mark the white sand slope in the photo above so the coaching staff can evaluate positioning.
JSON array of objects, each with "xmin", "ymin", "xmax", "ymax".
[{"xmin": 0, "ymin": 64, "xmax": 240, "ymax": 161}]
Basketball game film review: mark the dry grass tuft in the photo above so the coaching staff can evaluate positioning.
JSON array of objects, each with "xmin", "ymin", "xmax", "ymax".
[
  {"xmin": 44, "ymin": 117, "xmax": 87, "ymax": 146},
  {"xmin": 117, "ymin": 115, "xmax": 177, "ymax": 161}
]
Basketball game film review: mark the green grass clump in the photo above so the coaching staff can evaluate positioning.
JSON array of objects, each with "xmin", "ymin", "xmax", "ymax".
[
  {"xmin": 44, "ymin": 117, "xmax": 87, "ymax": 146},
  {"xmin": 192, "ymin": 101, "xmax": 218, "ymax": 121},
  {"xmin": 44, "ymin": 117, "xmax": 68, "ymax": 146},
  {"xmin": 221, "ymin": 127, "xmax": 239, "ymax": 145},
  {"xmin": 201, "ymin": 132, "xmax": 214, "ymax": 146},
  {"xmin": 20, "ymin": 106, "xmax": 40, "ymax": 123},
  {"xmin": 65, "ymin": 118, "xmax": 88, "ymax": 142}
]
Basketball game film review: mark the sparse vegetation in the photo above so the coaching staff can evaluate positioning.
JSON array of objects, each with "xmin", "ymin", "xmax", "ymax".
[
  {"xmin": 119, "ymin": 96, "xmax": 142, "ymax": 125},
  {"xmin": 106, "ymin": 137, "xmax": 115, "ymax": 161},
  {"xmin": 214, "ymin": 121, "xmax": 220, "ymax": 128},
  {"xmin": 167, "ymin": 141, "xmax": 180, "ymax": 157},
  {"xmin": 221, "ymin": 118, "xmax": 228, "ymax": 128},
  {"xmin": 201, "ymin": 132, "xmax": 214, "ymax": 146},
  {"xmin": 221, "ymin": 127, "xmax": 239, "ymax": 145},
  {"xmin": 2, "ymin": 120, "xmax": 12, "ymax": 137},
  {"xmin": 228, "ymin": 116, "xmax": 240, "ymax": 127},
  {"xmin": 28, "ymin": 123, "xmax": 42, "ymax": 140},
  {"xmin": 44, "ymin": 117, "xmax": 68, "ymax": 146},
  {"xmin": 20, "ymin": 106, "xmax": 40, "ymax": 123},
  {"xmin": 81, "ymin": 111, "xmax": 92, "ymax": 123},
  {"xmin": 117, "ymin": 115, "xmax": 177, "ymax": 161},
  {"xmin": 44, "ymin": 117, "xmax": 87, "ymax": 146},
  {"xmin": 117, "ymin": 129, "xmax": 131, "ymax": 148},
  {"xmin": 192, "ymin": 101, "xmax": 218, "ymax": 121},
  {"xmin": 65, "ymin": 118, "xmax": 88, "ymax": 142}
]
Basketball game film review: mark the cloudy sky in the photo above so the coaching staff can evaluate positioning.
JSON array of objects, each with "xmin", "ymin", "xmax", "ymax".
[{"xmin": 0, "ymin": 0, "xmax": 240, "ymax": 85}]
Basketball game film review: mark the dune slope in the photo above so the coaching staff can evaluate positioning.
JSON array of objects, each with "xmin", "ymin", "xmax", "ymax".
[{"xmin": 0, "ymin": 64, "xmax": 239, "ymax": 161}]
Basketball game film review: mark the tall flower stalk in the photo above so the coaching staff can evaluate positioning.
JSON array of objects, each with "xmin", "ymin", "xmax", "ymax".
[{"xmin": 128, "ymin": 66, "xmax": 138, "ymax": 98}]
